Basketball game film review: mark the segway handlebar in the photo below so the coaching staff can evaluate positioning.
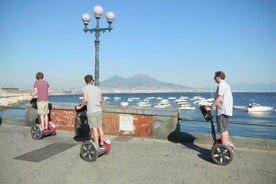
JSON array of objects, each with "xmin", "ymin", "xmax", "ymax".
[
  {"xmin": 200, "ymin": 105, "xmax": 213, "ymax": 121},
  {"xmin": 75, "ymin": 104, "xmax": 87, "ymax": 113}
]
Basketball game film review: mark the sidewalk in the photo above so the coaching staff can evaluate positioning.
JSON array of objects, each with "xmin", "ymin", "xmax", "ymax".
[{"xmin": 0, "ymin": 123, "xmax": 275, "ymax": 184}]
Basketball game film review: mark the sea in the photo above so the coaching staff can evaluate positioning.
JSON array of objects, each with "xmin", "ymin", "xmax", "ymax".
[{"xmin": 1, "ymin": 92, "xmax": 276, "ymax": 139}]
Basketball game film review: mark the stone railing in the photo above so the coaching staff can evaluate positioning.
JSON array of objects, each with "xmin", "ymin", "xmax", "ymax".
[{"xmin": 25, "ymin": 102, "xmax": 179, "ymax": 140}]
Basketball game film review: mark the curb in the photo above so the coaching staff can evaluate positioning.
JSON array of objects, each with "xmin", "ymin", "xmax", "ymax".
[{"xmin": 2, "ymin": 117, "xmax": 276, "ymax": 151}]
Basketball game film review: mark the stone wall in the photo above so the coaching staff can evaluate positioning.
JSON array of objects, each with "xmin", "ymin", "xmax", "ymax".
[{"xmin": 25, "ymin": 103, "xmax": 179, "ymax": 140}]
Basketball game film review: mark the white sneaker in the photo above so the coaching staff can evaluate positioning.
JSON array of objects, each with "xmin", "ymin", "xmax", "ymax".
[{"xmin": 99, "ymin": 145, "xmax": 105, "ymax": 151}]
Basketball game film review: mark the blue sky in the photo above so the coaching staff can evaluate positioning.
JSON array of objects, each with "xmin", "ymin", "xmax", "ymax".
[{"xmin": 1, "ymin": 0, "xmax": 276, "ymax": 90}]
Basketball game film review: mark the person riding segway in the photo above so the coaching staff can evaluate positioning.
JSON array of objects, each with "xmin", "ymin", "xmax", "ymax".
[{"xmin": 75, "ymin": 74, "xmax": 111, "ymax": 162}]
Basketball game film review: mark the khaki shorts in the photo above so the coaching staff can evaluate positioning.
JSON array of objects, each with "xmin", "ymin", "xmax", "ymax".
[
  {"xmin": 37, "ymin": 101, "xmax": 49, "ymax": 115},
  {"xmin": 87, "ymin": 111, "xmax": 102, "ymax": 128}
]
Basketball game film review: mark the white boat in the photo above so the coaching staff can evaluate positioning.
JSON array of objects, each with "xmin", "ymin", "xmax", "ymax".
[
  {"xmin": 114, "ymin": 97, "xmax": 121, "ymax": 101},
  {"xmin": 246, "ymin": 102, "xmax": 273, "ymax": 112},
  {"xmin": 233, "ymin": 105, "xmax": 247, "ymax": 110},
  {"xmin": 103, "ymin": 96, "xmax": 111, "ymax": 101},
  {"xmin": 178, "ymin": 104, "xmax": 196, "ymax": 110},
  {"xmin": 174, "ymin": 96, "xmax": 189, "ymax": 104},
  {"xmin": 120, "ymin": 101, "xmax": 129, "ymax": 107},
  {"xmin": 137, "ymin": 101, "xmax": 151, "ymax": 107},
  {"xmin": 154, "ymin": 99, "xmax": 171, "ymax": 108},
  {"xmin": 127, "ymin": 97, "xmax": 140, "ymax": 102}
]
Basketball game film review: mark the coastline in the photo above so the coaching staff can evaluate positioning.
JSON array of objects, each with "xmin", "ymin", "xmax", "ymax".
[
  {"xmin": 0, "ymin": 91, "xmax": 75, "ymax": 109},
  {"xmin": 0, "ymin": 94, "xmax": 30, "ymax": 110}
]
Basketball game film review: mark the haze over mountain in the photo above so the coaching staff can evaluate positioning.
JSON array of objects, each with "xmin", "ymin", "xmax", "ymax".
[
  {"xmin": 1, "ymin": 73, "xmax": 275, "ymax": 92},
  {"xmin": 100, "ymin": 74, "xmax": 206, "ymax": 93},
  {"xmin": 100, "ymin": 73, "xmax": 276, "ymax": 93}
]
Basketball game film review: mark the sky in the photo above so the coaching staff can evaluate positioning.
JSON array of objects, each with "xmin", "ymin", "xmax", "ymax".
[{"xmin": 1, "ymin": 0, "xmax": 276, "ymax": 90}]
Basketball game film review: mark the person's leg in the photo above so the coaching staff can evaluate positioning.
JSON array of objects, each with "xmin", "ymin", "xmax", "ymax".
[
  {"xmin": 45, "ymin": 102, "xmax": 49, "ymax": 129},
  {"xmin": 95, "ymin": 111, "xmax": 104, "ymax": 146},
  {"xmin": 37, "ymin": 102, "xmax": 44, "ymax": 128},
  {"xmin": 217, "ymin": 115, "xmax": 229, "ymax": 145},
  {"xmin": 44, "ymin": 114, "xmax": 48, "ymax": 129},
  {"xmin": 220, "ymin": 130, "xmax": 229, "ymax": 145},
  {"xmin": 98, "ymin": 127, "xmax": 104, "ymax": 146},
  {"xmin": 39, "ymin": 101, "xmax": 49, "ymax": 130},
  {"xmin": 92, "ymin": 128, "xmax": 99, "ymax": 146},
  {"xmin": 40, "ymin": 115, "xmax": 45, "ymax": 129},
  {"xmin": 87, "ymin": 113, "xmax": 100, "ymax": 146}
]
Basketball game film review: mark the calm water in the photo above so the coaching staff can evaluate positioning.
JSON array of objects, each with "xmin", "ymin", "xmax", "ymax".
[{"xmin": 1, "ymin": 92, "xmax": 276, "ymax": 139}]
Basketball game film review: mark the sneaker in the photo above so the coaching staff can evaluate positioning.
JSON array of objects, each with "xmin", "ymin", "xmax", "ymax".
[
  {"xmin": 228, "ymin": 142, "xmax": 235, "ymax": 151},
  {"xmin": 99, "ymin": 145, "xmax": 105, "ymax": 150}
]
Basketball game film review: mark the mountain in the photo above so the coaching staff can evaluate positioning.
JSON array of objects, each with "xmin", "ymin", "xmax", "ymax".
[{"xmin": 100, "ymin": 74, "xmax": 203, "ymax": 93}]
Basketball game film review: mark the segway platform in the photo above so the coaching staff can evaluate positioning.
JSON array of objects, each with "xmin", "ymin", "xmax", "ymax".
[
  {"xmin": 74, "ymin": 105, "xmax": 111, "ymax": 162},
  {"xmin": 30, "ymin": 98, "xmax": 56, "ymax": 140},
  {"xmin": 31, "ymin": 121, "xmax": 56, "ymax": 140},
  {"xmin": 80, "ymin": 136, "xmax": 111, "ymax": 162},
  {"xmin": 200, "ymin": 105, "xmax": 234, "ymax": 165}
]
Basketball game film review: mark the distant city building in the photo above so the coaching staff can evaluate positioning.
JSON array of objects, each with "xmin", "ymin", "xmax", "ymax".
[{"xmin": 1, "ymin": 88, "xmax": 19, "ymax": 93}]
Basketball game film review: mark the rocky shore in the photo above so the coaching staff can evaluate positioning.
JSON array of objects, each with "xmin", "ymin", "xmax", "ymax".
[{"xmin": 0, "ymin": 94, "xmax": 30, "ymax": 110}]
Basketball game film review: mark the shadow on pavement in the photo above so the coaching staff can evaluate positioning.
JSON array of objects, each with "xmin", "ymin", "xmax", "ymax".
[{"xmin": 168, "ymin": 122, "xmax": 212, "ymax": 163}]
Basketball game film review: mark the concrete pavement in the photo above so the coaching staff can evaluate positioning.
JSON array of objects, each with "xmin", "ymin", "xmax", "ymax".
[{"xmin": 0, "ymin": 123, "xmax": 275, "ymax": 184}]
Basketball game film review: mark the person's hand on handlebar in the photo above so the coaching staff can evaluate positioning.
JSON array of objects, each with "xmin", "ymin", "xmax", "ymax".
[{"xmin": 205, "ymin": 106, "xmax": 213, "ymax": 111}]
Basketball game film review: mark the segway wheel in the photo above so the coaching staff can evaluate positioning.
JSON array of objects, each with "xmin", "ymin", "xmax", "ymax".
[
  {"xmin": 31, "ymin": 125, "xmax": 43, "ymax": 139},
  {"xmin": 211, "ymin": 144, "xmax": 233, "ymax": 165},
  {"xmin": 80, "ymin": 141, "xmax": 98, "ymax": 162}
]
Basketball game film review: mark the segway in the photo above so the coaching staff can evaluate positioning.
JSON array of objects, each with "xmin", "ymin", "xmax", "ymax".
[
  {"xmin": 30, "ymin": 98, "xmax": 56, "ymax": 140},
  {"xmin": 75, "ymin": 105, "xmax": 111, "ymax": 162},
  {"xmin": 80, "ymin": 137, "xmax": 111, "ymax": 162},
  {"xmin": 200, "ymin": 105, "xmax": 234, "ymax": 165},
  {"xmin": 74, "ymin": 105, "xmax": 91, "ymax": 141}
]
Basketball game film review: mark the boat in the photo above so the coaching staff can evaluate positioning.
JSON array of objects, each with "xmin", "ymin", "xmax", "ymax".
[
  {"xmin": 127, "ymin": 97, "xmax": 140, "ymax": 102},
  {"xmin": 246, "ymin": 102, "xmax": 273, "ymax": 112},
  {"xmin": 120, "ymin": 101, "xmax": 129, "ymax": 107},
  {"xmin": 103, "ymin": 97, "xmax": 111, "ymax": 101},
  {"xmin": 154, "ymin": 99, "xmax": 171, "ymax": 108},
  {"xmin": 114, "ymin": 97, "xmax": 121, "ymax": 101},
  {"xmin": 137, "ymin": 101, "xmax": 151, "ymax": 107},
  {"xmin": 178, "ymin": 104, "xmax": 196, "ymax": 111},
  {"xmin": 174, "ymin": 96, "xmax": 189, "ymax": 105},
  {"xmin": 233, "ymin": 105, "xmax": 247, "ymax": 110}
]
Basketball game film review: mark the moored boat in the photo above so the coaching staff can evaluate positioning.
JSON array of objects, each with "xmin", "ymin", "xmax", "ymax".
[
  {"xmin": 246, "ymin": 102, "xmax": 273, "ymax": 112},
  {"xmin": 178, "ymin": 104, "xmax": 196, "ymax": 110}
]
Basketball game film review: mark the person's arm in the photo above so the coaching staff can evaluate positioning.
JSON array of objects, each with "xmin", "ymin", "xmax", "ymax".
[
  {"xmin": 30, "ymin": 87, "xmax": 38, "ymax": 101},
  {"xmin": 99, "ymin": 94, "xmax": 103, "ymax": 103},
  {"xmin": 77, "ymin": 93, "xmax": 88, "ymax": 109},
  {"xmin": 205, "ymin": 95, "xmax": 222, "ymax": 111},
  {"xmin": 48, "ymin": 88, "xmax": 52, "ymax": 94}
]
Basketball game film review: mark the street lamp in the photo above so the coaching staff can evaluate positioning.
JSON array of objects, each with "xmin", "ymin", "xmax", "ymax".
[{"xmin": 81, "ymin": 5, "xmax": 115, "ymax": 86}]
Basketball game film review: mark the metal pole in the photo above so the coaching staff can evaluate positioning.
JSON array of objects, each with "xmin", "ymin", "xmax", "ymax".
[{"xmin": 94, "ymin": 17, "xmax": 100, "ymax": 86}]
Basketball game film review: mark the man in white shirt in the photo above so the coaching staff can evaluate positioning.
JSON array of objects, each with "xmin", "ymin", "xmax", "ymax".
[{"xmin": 205, "ymin": 71, "xmax": 233, "ymax": 147}]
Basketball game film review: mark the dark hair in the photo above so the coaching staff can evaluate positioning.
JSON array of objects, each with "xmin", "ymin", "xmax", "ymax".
[
  {"xmin": 84, "ymin": 74, "xmax": 94, "ymax": 84},
  {"xmin": 215, "ymin": 71, "xmax": 225, "ymax": 80},
  {"xmin": 36, "ymin": 72, "xmax": 44, "ymax": 80}
]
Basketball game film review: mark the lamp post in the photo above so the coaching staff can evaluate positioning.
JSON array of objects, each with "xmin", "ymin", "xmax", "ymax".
[{"xmin": 81, "ymin": 5, "xmax": 115, "ymax": 86}]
